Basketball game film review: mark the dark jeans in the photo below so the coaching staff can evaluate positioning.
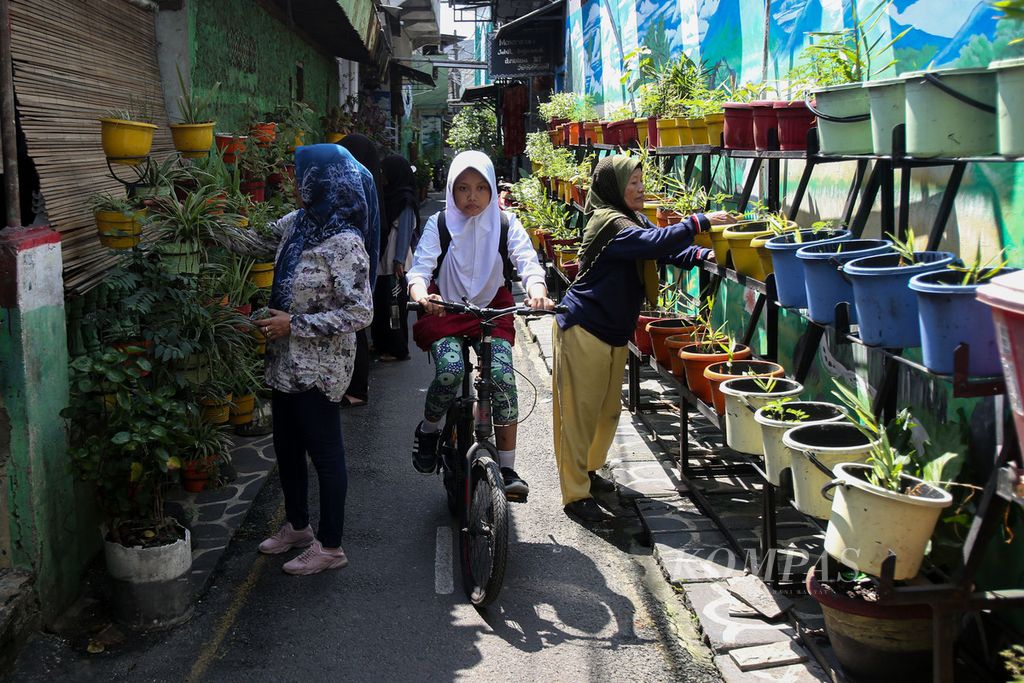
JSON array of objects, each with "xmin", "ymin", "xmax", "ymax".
[
  {"xmin": 271, "ymin": 389, "xmax": 348, "ymax": 548},
  {"xmin": 370, "ymin": 275, "xmax": 409, "ymax": 360},
  {"xmin": 345, "ymin": 329, "xmax": 370, "ymax": 401}
]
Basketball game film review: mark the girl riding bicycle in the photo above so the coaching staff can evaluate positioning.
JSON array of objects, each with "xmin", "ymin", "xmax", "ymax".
[{"xmin": 407, "ymin": 151, "xmax": 553, "ymax": 499}]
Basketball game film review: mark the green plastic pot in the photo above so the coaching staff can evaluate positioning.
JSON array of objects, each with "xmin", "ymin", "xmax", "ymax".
[
  {"xmin": 157, "ymin": 240, "xmax": 201, "ymax": 275},
  {"xmin": 864, "ymin": 76, "xmax": 905, "ymax": 155},
  {"xmin": 990, "ymin": 57, "xmax": 1024, "ymax": 156},
  {"xmin": 905, "ymin": 67, "xmax": 997, "ymax": 157},
  {"xmin": 809, "ymin": 83, "xmax": 872, "ymax": 155}
]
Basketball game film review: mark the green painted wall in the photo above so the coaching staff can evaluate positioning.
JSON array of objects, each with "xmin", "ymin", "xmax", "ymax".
[
  {"xmin": 189, "ymin": 0, "xmax": 340, "ymax": 133},
  {"xmin": 0, "ymin": 304, "xmax": 99, "ymax": 622}
]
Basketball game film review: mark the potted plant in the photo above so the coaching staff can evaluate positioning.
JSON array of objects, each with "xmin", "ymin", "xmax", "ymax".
[
  {"xmin": 718, "ymin": 376, "xmax": 803, "ymax": 455},
  {"xmin": 246, "ymin": 202, "xmax": 278, "ymax": 288},
  {"xmin": 238, "ymin": 144, "xmax": 271, "ymax": 202},
  {"xmin": 214, "ymin": 132, "xmax": 248, "ymax": 165},
  {"xmin": 783, "ymin": 421, "xmax": 878, "ymax": 519},
  {"xmin": 722, "ymin": 214, "xmax": 797, "ymax": 279},
  {"xmin": 269, "ymin": 101, "xmax": 315, "ymax": 150},
  {"xmin": 678, "ymin": 298, "xmax": 752, "ymax": 404},
  {"xmin": 181, "ymin": 416, "xmax": 233, "ymax": 492},
  {"xmin": 843, "ymin": 228, "xmax": 955, "ymax": 347},
  {"xmin": 90, "ymin": 192, "xmax": 145, "ymax": 249},
  {"xmin": 100, "ymin": 100, "xmax": 158, "ymax": 166},
  {"xmin": 148, "ymin": 186, "xmax": 256, "ymax": 275},
  {"xmin": 645, "ymin": 283, "xmax": 698, "ymax": 366},
  {"xmin": 753, "ymin": 399, "xmax": 848, "ymax": 485},
  {"xmin": 703, "ymin": 358, "xmax": 785, "ymax": 415},
  {"xmin": 62, "ymin": 349, "xmax": 193, "ymax": 629},
  {"xmin": 796, "ymin": 238, "xmax": 893, "ymax": 325},
  {"xmin": 908, "ymin": 244, "xmax": 1014, "ymax": 377},
  {"xmin": 764, "ymin": 222, "xmax": 851, "ymax": 308},
  {"xmin": 321, "ymin": 99, "xmax": 356, "ymax": 143},
  {"xmin": 169, "ymin": 66, "xmax": 218, "ymax": 158},
  {"xmin": 228, "ymin": 349, "xmax": 263, "ymax": 426}
]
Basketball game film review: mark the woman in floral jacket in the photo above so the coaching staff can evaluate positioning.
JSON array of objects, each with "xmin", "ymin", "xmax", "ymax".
[{"xmin": 255, "ymin": 144, "xmax": 375, "ymax": 576}]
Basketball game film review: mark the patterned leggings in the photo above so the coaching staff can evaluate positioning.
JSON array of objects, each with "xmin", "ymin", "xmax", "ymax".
[{"xmin": 425, "ymin": 336, "xmax": 518, "ymax": 425}]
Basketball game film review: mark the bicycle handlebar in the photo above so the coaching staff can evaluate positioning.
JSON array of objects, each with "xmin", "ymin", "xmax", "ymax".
[{"xmin": 405, "ymin": 299, "xmax": 567, "ymax": 318}]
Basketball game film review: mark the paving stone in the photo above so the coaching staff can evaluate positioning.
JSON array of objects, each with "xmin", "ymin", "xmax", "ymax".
[
  {"xmin": 714, "ymin": 653, "xmax": 829, "ymax": 682},
  {"xmin": 611, "ymin": 460, "xmax": 681, "ymax": 498},
  {"xmin": 654, "ymin": 531, "xmax": 747, "ymax": 584},
  {"xmin": 192, "ymin": 502, "xmax": 227, "ymax": 521},
  {"xmin": 683, "ymin": 582, "xmax": 798, "ymax": 653},
  {"xmin": 194, "ymin": 486, "xmax": 240, "ymax": 504},
  {"xmin": 729, "ymin": 640, "xmax": 809, "ymax": 671}
]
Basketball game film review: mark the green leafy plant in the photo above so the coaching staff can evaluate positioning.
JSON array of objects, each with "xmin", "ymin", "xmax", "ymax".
[
  {"xmin": 886, "ymin": 227, "xmax": 919, "ymax": 266},
  {"xmin": 948, "ymin": 241, "xmax": 1009, "ymax": 285},
  {"xmin": 321, "ymin": 97, "xmax": 356, "ymax": 133},
  {"xmin": 89, "ymin": 192, "xmax": 139, "ymax": 214},
  {"xmin": 446, "ymin": 104, "xmax": 498, "ymax": 154},
  {"xmin": 174, "ymin": 64, "xmax": 218, "ymax": 124},
  {"xmin": 761, "ymin": 398, "xmax": 810, "ymax": 422},
  {"xmin": 538, "ymin": 93, "xmax": 593, "ymax": 122},
  {"xmin": 1002, "ymin": 643, "xmax": 1024, "ymax": 682},
  {"xmin": 103, "ymin": 95, "xmax": 156, "ymax": 124}
]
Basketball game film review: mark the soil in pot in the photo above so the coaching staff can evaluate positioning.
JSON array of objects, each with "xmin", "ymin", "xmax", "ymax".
[
  {"xmin": 679, "ymin": 343, "xmax": 752, "ymax": 405},
  {"xmin": 783, "ymin": 423, "xmax": 877, "ymax": 519},
  {"xmin": 647, "ymin": 318, "xmax": 698, "ymax": 366},
  {"xmin": 703, "ymin": 359, "xmax": 784, "ymax": 414},
  {"xmin": 824, "ymin": 462, "xmax": 953, "ymax": 580},
  {"xmin": 719, "ymin": 377, "xmax": 803, "ymax": 455},
  {"xmin": 765, "ymin": 228, "xmax": 852, "ymax": 309},
  {"xmin": 844, "ymin": 250, "xmax": 955, "ymax": 348},
  {"xmin": 796, "ymin": 239, "xmax": 894, "ymax": 325},
  {"xmin": 754, "ymin": 402, "xmax": 848, "ymax": 485},
  {"xmin": 807, "ymin": 566, "xmax": 933, "ymax": 683}
]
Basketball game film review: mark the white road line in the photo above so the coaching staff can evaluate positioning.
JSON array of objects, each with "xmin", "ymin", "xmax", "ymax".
[{"xmin": 435, "ymin": 526, "xmax": 454, "ymax": 594}]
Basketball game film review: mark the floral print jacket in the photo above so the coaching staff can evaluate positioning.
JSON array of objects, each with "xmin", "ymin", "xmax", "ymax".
[{"xmin": 264, "ymin": 211, "xmax": 374, "ymax": 402}]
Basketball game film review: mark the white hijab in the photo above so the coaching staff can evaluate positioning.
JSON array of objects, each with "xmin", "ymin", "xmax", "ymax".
[{"xmin": 438, "ymin": 151, "xmax": 504, "ymax": 307}]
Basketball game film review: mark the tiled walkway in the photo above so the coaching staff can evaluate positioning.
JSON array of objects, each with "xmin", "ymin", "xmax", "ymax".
[{"xmin": 521, "ymin": 314, "xmax": 838, "ymax": 682}]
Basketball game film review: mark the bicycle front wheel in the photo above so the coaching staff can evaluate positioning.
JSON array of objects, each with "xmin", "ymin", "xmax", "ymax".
[{"xmin": 459, "ymin": 456, "xmax": 508, "ymax": 607}]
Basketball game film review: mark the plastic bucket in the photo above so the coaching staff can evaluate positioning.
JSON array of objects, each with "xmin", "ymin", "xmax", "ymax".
[
  {"xmin": 796, "ymin": 239, "xmax": 893, "ymax": 325},
  {"xmin": 905, "ymin": 67, "xmax": 997, "ymax": 157},
  {"xmin": 844, "ymin": 251, "xmax": 955, "ymax": 348},
  {"xmin": 864, "ymin": 77, "xmax": 906, "ymax": 155},
  {"xmin": 704, "ymin": 360, "xmax": 784, "ymax": 415},
  {"xmin": 765, "ymin": 228, "xmax": 852, "ymax": 308},
  {"xmin": 909, "ymin": 268, "xmax": 1017, "ymax": 375},
  {"xmin": 723, "ymin": 103, "xmax": 754, "ymax": 149},
  {"xmin": 688, "ymin": 117, "xmax": 709, "ymax": 145},
  {"xmin": 824, "ymin": 462, "xmax": 953, "ymax": 580},
  {"xmin": 990, "ymin": 57, "xmax": 1024, "ymax": 156},
  {"xmin": 783, "ymin": 423, "xmax": 876, "ymax": 520},
  {"xmin": 720, "ymin": 377, "xmax": 803, "ymax": 455},
  {"xmin": 977, "ymin": 270, "xmax": 1024, "ymax": 455},
  {"xmin": 809, "ymin": 84, "xmax": 872, "ymax": 154},
  {"xmin": 774, "ymin": 101, "xmax": 816, "ymax": 151},
  {"xmin": 753, "ymin": 402, "xmax": 848, "ymax": 486}
]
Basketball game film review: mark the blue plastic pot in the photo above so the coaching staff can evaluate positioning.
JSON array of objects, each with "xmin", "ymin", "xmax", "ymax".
[
  {"xmin": 796, "ymin": 239, "xmax": 893, "ymax": 324},
  {"xmin": 765, "ymin": 228, "xmax": 852, "ymax": 308},
  {"xmin": 844, "ymin": 251, "xmax": 956, "ymax": 347},
  {"xmin": 909, "ymin": 268, "xmax": 1017, "ymax": 375}
]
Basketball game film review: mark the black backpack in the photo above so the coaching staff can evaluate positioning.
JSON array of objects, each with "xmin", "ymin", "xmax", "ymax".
[{"xmin": 431, "ymin": 211, "xmax": 517, "ymax": 290}]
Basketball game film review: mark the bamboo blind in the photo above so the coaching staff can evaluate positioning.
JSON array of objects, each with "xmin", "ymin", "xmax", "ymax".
[{"xmin": 10, "ymin": 0, "xmax": 175, "ymax": 292}]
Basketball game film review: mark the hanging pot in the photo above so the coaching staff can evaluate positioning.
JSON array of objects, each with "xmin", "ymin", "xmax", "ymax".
[
  {"xmin": 796, "ymin": 239, "xmax": 893, "ymax": 325},
  {"xmin": 753, "ymin": 402, "xmax": 848, "ymax": 485},
  {"xmin": 823, "ymin": 462, "xmax": 953, "ymax": 580},
  {"xmin": 169, "ymin": 122, "xmax": 215, "ymax": 158},
  {"xmin": 719, "ymin": 377, "xmax": 803, "ymax": 454},
  {"xmin": 100, "ymin": 118, "xmax": 157, "ymax": 165},
  {"xmin": 157, "ymin": 240, "xmax": 202, "ymax": 275},
  {"xmin": 782, "ymin": 423, "xmax": 876, "ymax": 520},
  {"xmin": 95, "ymin": 209, "xmax": 145, "ymax": 249},
  {"xmin": 249, "ymin": 261, "xmax": 275, "ymax": 289},
  {"xmin": 703, "ymin": 359, "xmax": 784, "ymax": 415},
  {"xmin": 764, "ymin": 228, "xmax": 852, "ymax": 308},
  {"xmin": 844, "ymin": 251, "xmax": 956, "ymax": 348}
]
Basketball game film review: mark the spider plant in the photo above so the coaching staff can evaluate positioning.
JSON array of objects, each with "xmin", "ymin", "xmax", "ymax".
[
  {"xmin": 886, "ymin": 227, "xmax": 919, "ymax": 266},
  {"xmin": 174, "ymin": 64, "xmax": 219, "ymax": 125}
]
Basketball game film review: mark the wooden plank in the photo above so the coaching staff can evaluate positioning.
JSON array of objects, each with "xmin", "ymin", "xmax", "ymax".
[
  {"xmin": 728, "ymin": 641, "xmax": 809, "ymax": 672},
  {"xmin": 725, "ymin": 574, "xmax": 794, "ymax": 621}
]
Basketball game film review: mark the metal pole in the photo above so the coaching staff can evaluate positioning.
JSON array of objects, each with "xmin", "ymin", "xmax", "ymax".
[
  {"xmin": 0, "ymin": 0, "xmax": 20, "ymax": 228},
  {"xmin": 762, "ymin": 0, "xmax": 771, "ymax": 83}
]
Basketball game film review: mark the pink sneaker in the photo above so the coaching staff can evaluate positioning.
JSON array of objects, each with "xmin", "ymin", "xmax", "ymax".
[
  {"xmin": 258, "ymin": 522, "xmax": 314, "ymax": 555},
  {"xmin": 282, "ymin": 540, "xmax": 349, "ymax": 575}
]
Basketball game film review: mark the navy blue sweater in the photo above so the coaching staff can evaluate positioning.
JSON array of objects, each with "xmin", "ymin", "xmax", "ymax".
[{"xmin": 556, "ymin": 214, "xmax": 711, "ymax": 347}]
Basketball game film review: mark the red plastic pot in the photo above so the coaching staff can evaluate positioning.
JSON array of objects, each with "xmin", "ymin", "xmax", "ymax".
[
  {"xmin": 561, "ymin": 123, "xmax": 571, "ymax": 147},
  {"xmin": 600, "ymin": 121, "xmax": 614, "ymax": 146},
  {"xmin": 568, "ymin": 121, "xmax": 583, "ymax": 145},
  {"xmin": 723, "ymin": 103, "xmax": 754, "ymax": 150},
  {"xmin": 633, "ymin": 312, "xmax": 663, "ymax": 356},
  {"xmin": 751, "ymin": 101, "xmax": 781, "ymax": 151},
  {"xmin": 774, "ymin": 101, "xmax": 816, "ymax": 151},
  {"xmin": 548, "ymin": 117, "xmax": 569, "ymax": 131},
  {"xmin": 615, "ymin": 118, "xmax": 639, "ymax": 146},
  {"xmin": 215, "ymin": 134, "xmax": 248, "ymax": 164},
  {"xmin": 562, "ymin": 260, "xmax": 579, "ymax": 281},
  {"xmin": 240, "ymin": 180, "xmax": 265, "ymax": 203},
  {"xmin": 978, "ymin": 270, "xmax": 1024, "ymax": 454},
  {"xmin": 249, "ymin": 122, "xmax": 277, "ymax": 146}
]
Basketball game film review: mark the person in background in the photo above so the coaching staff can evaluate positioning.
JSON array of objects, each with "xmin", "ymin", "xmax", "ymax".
[
  {"xmin": 255, "ymin": 144, "xmax": 374, "ymax": 574},
  {"xmin": 338, "ymin": 134, "xmax": 384, "ymax": 407},
  {"xmin": 406, "ymin": 151, "xmax": 553, "ymax": 499},
  {"xmin": 552, "ymin": 154, "xmax": 732, "ymax": 522},
  {"xmin": 373, "ymin": 154, "xmax": 420, "ymax": 361}
]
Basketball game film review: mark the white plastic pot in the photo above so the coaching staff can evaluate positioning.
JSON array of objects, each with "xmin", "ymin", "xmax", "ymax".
[
  {"xmin": 782, "ymin": 423, "xmax": 877, "ymax": 519},
  {"xmin": 809, "ymin": 83, "xmax": 873, "ymax": 155},
  {"xmin": 864, "ymin": 76, "xmax": 905, "ymax": 155},
  {"xmin": 990, "ymin": 56, "xmax": 1024, "ymax": 156},
  {"xmin": 752, "ymin": 402, "xmax": 847, "ymax": 485},
  {"xmin": 905, "ymin": 67, "xmax": 997, "ymax": 157},
  {"xmin": 823, "ymin": 462, "xmax": 953, "ymax": 580},
  {"xmin": 104, "ymin": 523, "xmax": 193, "ymax": 629},
  {"xmin": 719, "ymin": 377, "xmax": 803, "ymax": 455}
]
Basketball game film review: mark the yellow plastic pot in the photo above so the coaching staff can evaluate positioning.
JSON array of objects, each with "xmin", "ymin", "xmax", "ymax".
[
  {"xmin": 293, "ymin": 131, "xmax": 305, "ymax": 149},
  {"xmin": 326, "ymin": 132, "xmax": 346, "ymax": 144},
  {"xmin": 704, "ymin": 112, "xmax": 725, "ymax": 147},
  {"xmin": 556, "ymin": 246, "xmax": 579, "ymax": 268},
  {"xmin": 688, "ymin": 117, "xmax": 709, "ymax": 145},
  {"xmin": 249, "ymin": 261, "xmax": 275, "ymax": 289},
  {"xmin": 100, "ymin": 118, "xmax": 157, "ymax": 165},
  {"xmin": 678, "ymin": 120, "xmax": 694, "ymax": 146},
  {"xmin": 200, "ymin": 394, "xmax": 233, "ymax": 425},
  {"xmin": 709, "ymin": 224, "xmax": 732, "ymax": 265},
  {"xmin": 656, "ymin": 118, "xmax": 681, "ymax": 147},
  {"xmin": 634, "ymin": 118, "xmax": 650, "ymax": 148},
  {"xmin": 594, "ymin": 124, "xmax": 605, "ymax": 144},
  {"xmin": 723, "ymin": 220, "xmax": 796, "ymax": 279},
  {"xmin": 229, "ymin": 393, "xmax": 256, "ymax": 425},
  {"xmin": 95, "ymin": 209, "xmax": 144, "ymax": 249},
  {"xmin": 748, "ymin": 228, "xmax": 796, "ymax": 280},
  {"xmin": 169, "ymin": 122, "xmax": 214, "ymax": 158},
  {"xmin": 695, "ymin": 231, "xmax": 713, "ymax": 250},
  {"xmin": 641, "ymin": 198, "xmax": 660, "ymax": 224}
]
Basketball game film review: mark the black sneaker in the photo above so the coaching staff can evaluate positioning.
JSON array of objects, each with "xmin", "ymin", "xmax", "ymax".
[
  {"xmin": 500, "ymin": 467, "xmax": 529, "ymax": 502},
  {"xmin": 588, "ymin": 471, "xmax": 616, "ymax": 494},
  {"xmin": 564, "ymin": 498, "xmax": 614, "ymax": 523},
  {"xmin": 413, "ymin": 423, "xmax": 440, "ymax": 473}
]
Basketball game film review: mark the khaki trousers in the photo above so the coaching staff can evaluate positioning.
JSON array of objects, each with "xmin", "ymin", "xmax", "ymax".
[{"xmin": 552, "ymin": 322, "xmax": 629, "ymax": 505}]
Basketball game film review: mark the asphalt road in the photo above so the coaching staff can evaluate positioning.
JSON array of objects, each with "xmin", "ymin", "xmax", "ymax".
[{"xmin": 9, "ymin": 201, "xmax": 719, "ymax": 683}]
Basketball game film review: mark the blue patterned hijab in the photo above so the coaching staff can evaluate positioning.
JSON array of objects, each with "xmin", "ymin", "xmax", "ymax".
[{"xmin": 269, "ymin": 144, "xmax": 377, "ymax": 310}]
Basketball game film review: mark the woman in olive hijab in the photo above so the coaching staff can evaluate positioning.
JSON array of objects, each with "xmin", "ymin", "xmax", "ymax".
[{"xmin": 552, "ymin": 154, "xmax": 731, "ymax": 522}]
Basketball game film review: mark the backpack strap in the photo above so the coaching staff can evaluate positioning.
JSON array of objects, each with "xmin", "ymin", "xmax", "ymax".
[{"xmin": 431, "ymin": 210, "xmax": 517, "ymax": 291}]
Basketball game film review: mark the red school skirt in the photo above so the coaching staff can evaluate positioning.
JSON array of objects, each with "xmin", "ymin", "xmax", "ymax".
[{"xmin": 412, "ymin": 285, "xmax": 516, "ymax": 352}]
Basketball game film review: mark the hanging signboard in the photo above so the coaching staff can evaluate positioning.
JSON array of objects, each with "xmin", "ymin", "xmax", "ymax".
[{"xmin": 488, "ymin": 20, "xmax": 561, "ymax": 77}]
